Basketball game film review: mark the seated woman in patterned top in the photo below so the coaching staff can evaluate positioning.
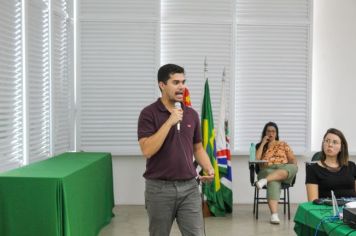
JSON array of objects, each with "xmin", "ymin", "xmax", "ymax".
[{"xmin": 255, "ymin": 121, "xmax": 298, "ymax": 224}]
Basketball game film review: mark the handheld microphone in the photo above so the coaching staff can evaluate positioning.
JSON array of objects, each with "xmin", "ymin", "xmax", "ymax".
[{"xmin": 174, "ymin": 102, "xmax": 181, "ymax": 131}]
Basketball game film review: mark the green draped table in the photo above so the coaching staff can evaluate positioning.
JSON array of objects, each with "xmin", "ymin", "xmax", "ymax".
[
  {"xmin": 294, "ymin": 202, "xmax": 356, "ymax": 236},
  {"xmin": 0, "ymin": 152, "xmax": 115, "ymax": 236}
]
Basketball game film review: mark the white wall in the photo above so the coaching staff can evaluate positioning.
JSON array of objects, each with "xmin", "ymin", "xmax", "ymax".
[
  {"xmin": 113, "ymin": 155, "xmax": 309, "ymax": 204},
  {"xmin": 113, "ymin": 154, "xmax": 356, "ymax": 205},
  {"xmin": 311, "ymin": 0, "xmax": 356, "ymax": 152}
]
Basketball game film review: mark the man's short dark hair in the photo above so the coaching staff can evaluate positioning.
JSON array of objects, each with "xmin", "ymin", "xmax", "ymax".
[{"xmin": 157, "ymin": 64, "xmax": 185, "ymax": 84}]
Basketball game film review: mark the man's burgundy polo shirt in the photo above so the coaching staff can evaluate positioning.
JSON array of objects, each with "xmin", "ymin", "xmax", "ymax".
[{"xmin": 137, "ymin": 98, "xmax": 201, "ymax": 180}]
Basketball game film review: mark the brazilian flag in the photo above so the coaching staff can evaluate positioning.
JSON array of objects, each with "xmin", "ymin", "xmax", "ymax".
[{"xmin": 201, "ymin": 79, "xmax": 226, "ymax": 216}]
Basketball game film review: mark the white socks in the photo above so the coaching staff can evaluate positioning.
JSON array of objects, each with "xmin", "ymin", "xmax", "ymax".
[
  {"xmin": 256, "ymin": 178, "xmax": 267, "ymax": 189},
  {"xmin": 256, "ymin": 178, "xmax": 280, "ymax": 224},
  {"xmin": 270, "ymin": 213, "xmax": 280, "ymax": 224}
]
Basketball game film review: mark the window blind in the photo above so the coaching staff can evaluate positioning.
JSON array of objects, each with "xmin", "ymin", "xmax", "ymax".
[
  {"xmin": 234, "ymin": 0, "xmax": 312, "ymax": 154},
  {"xmin": 77, "ymin": 0, "xmax": 312, "ymax": 156},
  {"xmin": 161, "ymin": 0, "xmax": 233, "ymax": 129},
  {"xmin": 0, "ymin": 0, "xmax": 74, "ymax": 171},
  {"xmin": 0, "ymin": 0, "xmax": 23, "ymax": 171},
  {"xmin": 27, "ymin": 0, "xmax": 51, "ymax": 162},
  {"xmin": 51, "ymin": 0, "xmax": 74, "ymax": 155},
  {"xmin": 78, "ymin": 0, "xmax": 160, "ymax": 155}
]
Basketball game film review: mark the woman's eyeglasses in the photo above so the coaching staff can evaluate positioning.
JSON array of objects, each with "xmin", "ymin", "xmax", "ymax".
[{"xmin": 323, "ymin": 139, "xmax": 341, "ymax": 146}]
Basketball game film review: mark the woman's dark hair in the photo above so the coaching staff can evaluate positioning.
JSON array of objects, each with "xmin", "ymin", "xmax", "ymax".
[
  {"xmin": 256, "ymin": 121, "xmax": 279, "ymax": 157},
  {"xmin": 320, "ymin": 128, "xmax": 349, "ymax": 166}
]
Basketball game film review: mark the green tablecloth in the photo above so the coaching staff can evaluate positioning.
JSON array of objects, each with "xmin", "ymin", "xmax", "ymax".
[
  {"xmin": 294, "ymin": 202, "xmax": 356, "ymax": 236},
  {"xmin": 0, "ymin": 152, "xmax": 115, "ymax": 236}
]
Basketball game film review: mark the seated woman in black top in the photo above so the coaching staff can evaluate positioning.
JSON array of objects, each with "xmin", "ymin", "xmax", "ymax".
[{"xmin": 306, "ymin": 128, "xmax": 356, "ymax": 201}]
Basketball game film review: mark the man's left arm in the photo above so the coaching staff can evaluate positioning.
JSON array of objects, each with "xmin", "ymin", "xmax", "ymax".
[{"xmin": 193, "ymin": 142, "xmax": 214, "ymax": 182}]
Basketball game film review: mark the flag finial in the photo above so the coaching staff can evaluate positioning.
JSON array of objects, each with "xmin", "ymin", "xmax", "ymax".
[
  {"xmin": 204, "ymin": 57, "xmax": 208, "ymax": 81},
  {"xmin": 204, "ymin": 57, "xmax": 208, "ymax": 73},
  {"xmin": 222, "ymin": 67, "xmax": 226, "ymax": 82}
]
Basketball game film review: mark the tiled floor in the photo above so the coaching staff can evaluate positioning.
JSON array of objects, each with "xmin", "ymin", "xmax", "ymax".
[{"xmin": 99, "ymin": 204, "xmax": 298, "ymax": 236}]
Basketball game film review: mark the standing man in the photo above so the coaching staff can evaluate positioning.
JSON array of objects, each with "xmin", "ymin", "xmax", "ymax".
[{"xmin": 137, "ymin": 64, "xmax": 214, "ymax": 236}]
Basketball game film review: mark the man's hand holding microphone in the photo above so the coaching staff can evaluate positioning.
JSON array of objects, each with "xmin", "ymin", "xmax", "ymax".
[{"xmin": 167, "ymin": 102, "xmax": 183, "ymax": 131}]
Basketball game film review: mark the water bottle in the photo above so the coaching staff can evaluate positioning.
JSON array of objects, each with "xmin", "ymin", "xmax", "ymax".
[{"xmin": 249, "ymin": 143, "xmax": 256, "ymax": 161}]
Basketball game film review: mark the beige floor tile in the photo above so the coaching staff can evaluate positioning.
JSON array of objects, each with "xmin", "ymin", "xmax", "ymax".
[{"xmin": 99, "ymin": 204, "xmax": 298, "ymax": 236}]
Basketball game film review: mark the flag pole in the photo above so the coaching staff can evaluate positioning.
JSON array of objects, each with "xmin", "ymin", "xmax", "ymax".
[
  {"xmin": 201, "ymin": 58, "xmax": 227, "ymax": 216},
  {"xmin": 202, "ymin": 56, "xmax": 212, "ymax": 217},
  {"xmin": 217, "ymin": 67, "xmax": 233, "ymax": 213}
]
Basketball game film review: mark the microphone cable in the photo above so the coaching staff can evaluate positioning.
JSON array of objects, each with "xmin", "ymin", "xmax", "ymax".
[
  {"xmin": 314, "ymin": 215, "xmax": 340, "ymax": 236},
  {"xmin": 177, "ymin": 131, "xmax": 197, "ymax": 176},
  {"xmin": 200, "ymin": 181, "xmax": 207, "ymax": 236},
  {"xmin": 177, "ymin": 131, "xmax": 208, "ymax": 236}
]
